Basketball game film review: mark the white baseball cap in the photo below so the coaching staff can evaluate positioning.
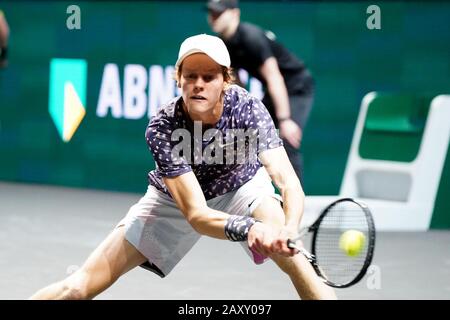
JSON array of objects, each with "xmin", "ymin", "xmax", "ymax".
[{"xmin": 175, "ymin": 34, "xmax": 231, "ymax": 69}]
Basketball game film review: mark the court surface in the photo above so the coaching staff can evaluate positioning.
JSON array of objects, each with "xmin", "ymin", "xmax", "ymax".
[{"xmin": 1, "ymin": 181, "xmax": 449, "ymax": 300}]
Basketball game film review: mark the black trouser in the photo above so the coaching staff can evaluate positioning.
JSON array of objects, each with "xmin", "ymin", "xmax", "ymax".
[{"xmin": 262, "ymin": 93, "xmax": 314, "ymax": 186}]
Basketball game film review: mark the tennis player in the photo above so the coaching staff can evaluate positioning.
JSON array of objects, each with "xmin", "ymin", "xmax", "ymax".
[{"xmin": 30, "ymin": 34, "xmax": 336, "ymax": 300}]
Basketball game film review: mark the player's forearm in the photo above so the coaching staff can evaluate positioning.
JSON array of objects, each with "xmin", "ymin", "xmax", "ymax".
[
  {"xmin": 188, "ymin": 206, "xmax": 260, "ymax": 243},
  {"xmin": 279, "ymin": 182, "xmax": 305, "ymax": 229},
  {"xmin": 266, "ymin": 75, "xmax": 291, "ymax": 120},
  {"xmin": 259, "ymin": 148, "xmax": 304, "ymax": 229},
  {"xmin": 187, "ymin": 207, "xmax": 231, "ymax": 239},
  {"xmin": 271, "ymin": 159, "xmax": 304, "ymax": 228}
]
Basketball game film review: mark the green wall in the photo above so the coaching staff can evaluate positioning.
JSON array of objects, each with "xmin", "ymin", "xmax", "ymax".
[{"xmin": 1, "ymin": 1, "xmax": 449, "ymax": 196}]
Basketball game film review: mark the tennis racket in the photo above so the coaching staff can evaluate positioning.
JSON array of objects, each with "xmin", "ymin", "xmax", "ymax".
[{"xmin": 287, "ymin": 198, "xmax": 376, "ymax": 288}]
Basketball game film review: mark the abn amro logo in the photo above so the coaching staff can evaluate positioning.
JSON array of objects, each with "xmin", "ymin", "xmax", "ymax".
[{"xmin": 49, "ymin": 58, "xmax": 87, "ymax": 142}]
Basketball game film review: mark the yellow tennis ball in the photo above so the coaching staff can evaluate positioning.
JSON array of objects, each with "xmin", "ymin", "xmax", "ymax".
[{"xmin": 339, "ymin": 230, "xmax": 365, "ymax": 257}]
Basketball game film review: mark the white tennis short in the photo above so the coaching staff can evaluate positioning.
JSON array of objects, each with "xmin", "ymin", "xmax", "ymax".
[{"xmin": 116, "ymin": 166, "xmax": 282, "ymax": 277}]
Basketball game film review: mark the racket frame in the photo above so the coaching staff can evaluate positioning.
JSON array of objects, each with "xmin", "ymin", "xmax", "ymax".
[{"xmin": 288, "ymin": 198, "xmax": 376, "ymax": 288}]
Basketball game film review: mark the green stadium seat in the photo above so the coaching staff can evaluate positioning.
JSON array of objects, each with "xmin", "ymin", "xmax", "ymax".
[{"xmin": 303, "ymin": 93, "xmax": 450, "ymax": 231}]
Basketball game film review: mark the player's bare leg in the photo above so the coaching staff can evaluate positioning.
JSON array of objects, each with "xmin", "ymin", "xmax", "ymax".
[
  {"xmin": 252, "ymin": 197, "xmax": 337, "ymax": 300},
  {"xmin": 29, "ymin": 226, "xmax": 147, "ymax": 300}
]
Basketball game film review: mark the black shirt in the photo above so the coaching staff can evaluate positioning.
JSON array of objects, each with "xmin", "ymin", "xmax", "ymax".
[{"xmin": 223, "ymin": 22, "xmax": 313, "ymax": 95}]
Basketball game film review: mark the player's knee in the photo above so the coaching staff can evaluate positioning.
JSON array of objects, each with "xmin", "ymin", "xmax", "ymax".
[{"xmin": 253, "ymin": 197, "xmax": 285, "ymax": 227}]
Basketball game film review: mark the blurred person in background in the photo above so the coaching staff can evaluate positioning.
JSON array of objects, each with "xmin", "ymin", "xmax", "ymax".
[
  {"xmin": 0, "ymin": 9, "xmax": 9, "ymax": 69},
  {"xmin": 206, "ymin": 0, "xmax": 314, "ymax": 185}
]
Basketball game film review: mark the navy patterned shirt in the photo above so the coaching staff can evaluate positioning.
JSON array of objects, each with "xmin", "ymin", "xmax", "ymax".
[{"xmin": 146, "ymin": 85, "xmax": 283, "ymax": 200}]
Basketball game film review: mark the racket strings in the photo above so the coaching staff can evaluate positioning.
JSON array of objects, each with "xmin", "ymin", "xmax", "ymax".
[{"xmin": 313, "ymin": 202, "xmax": 371, "ymax": 286}]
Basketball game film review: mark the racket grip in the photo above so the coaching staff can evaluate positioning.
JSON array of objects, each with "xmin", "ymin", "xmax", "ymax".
[{"xmin": 287, "ymin": 239, "xmax": 296, "ymax": 249}]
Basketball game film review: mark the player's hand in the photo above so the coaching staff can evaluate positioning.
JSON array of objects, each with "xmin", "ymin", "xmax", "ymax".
[
  {"xmin": 247, "ymin": 222, "xmax": 276, "ymax": 257},
  {"xmin": 279, "ymin": 119, "xmax": 302, "ymax": 149},
  {"xmin": 270, "ymin": 225, "xmax": 300, "ymax": 257},
  {"xmin": 248, "ymin": 223, "xmax": 298, "ymax": 257}
]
